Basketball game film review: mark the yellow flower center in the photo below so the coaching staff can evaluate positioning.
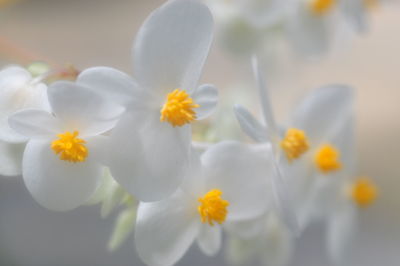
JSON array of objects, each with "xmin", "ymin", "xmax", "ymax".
[
  {"xmin": 351, "ymin": 178, "xmax": 377, "ymax": 207},
  {"xmin": 51, "ymin": 131, "xmax": 88, "ymax": 163},
  {"xmin": 198, "ymin": 189, "xmax": 229, "ymax": 226},
  {"xmin": 363, "ymin": 0, "xmax": 378, "ymax": 9},
  {"xmin": 160, "ymin": 89, "xmax": 199, "ymax": 127},
  {"xmin": 309, "ymin": 0, "xmax": 336, "ymax": 15},
  {"xmin": 314, "ymin": 144, "xmax": 341, "ymax": 173},
  {"xmin": 280, "ymin": 128, "xmax": 310, "ymax": 162}
]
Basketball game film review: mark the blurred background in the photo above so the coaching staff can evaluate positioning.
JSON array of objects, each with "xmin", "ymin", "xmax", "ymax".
[{"xmin": 0, "ymin": 0, "xmax": 399, "ymax": 265}]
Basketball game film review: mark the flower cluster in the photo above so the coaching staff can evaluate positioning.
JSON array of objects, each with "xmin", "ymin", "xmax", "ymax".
[
  {"xmin": 207, "ymin": 0, "xmax": 378, "ymax": 56},
  {"xmin": 0, "ymin": 1, "xmax": 378, "ymax": 266}
]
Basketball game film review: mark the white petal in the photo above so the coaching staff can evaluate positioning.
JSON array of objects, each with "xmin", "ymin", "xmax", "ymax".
[
  {"xmin": 77, "ymin": 67, "xmax": 139, "ymax": 106},
  {"xmin": 252, "ymin": 55, "xmax": 278, "ymax": 141},
  {"xmin": 8, "ymin": 109, "xmax": 61, "ymax": 138},
  {"xmin": 133, "ymin": 0, "xmax": 213, "ymax": 97},
  {"xmin": 22, "ymin": 139, "xmax": 102, "ymax": 211},
  {"xmin": 196, "ymin": 224, "xmax": 222, "ymax": 256},
  {"xmin": 191, "ymin": 84, "xmax": 218, "ymax": 120},
  {"xmin": 292, "ymin": 84, "xmax": 354, "ymax": 144},
  {"xmin": 107, "ymin": 112, "xmax": 190, "ymax": 202},
  {"xmin": 135, "ymin": 190, "xmax": 200, "ymax": 266},
  {"xmin": 233, "ymin": 104, "xmax": 267, "ymax": 142},
  {"xmin": 48, "ymin": 81, "xmax": 124, "ymax": 136},
  {"xmin": 327, "ymin": 203, "xmax": 357, "ymax": 264},
  {"xmin": 0, "ymin": 67, "xmax": 49, "ymax": 143},
  {"xmin": 0, "ymin": 140, "xmax": 24, "ymax": 176},
  {"xmin": 201, "ymin": 141, "xmax": 272, "ymax": 221}
]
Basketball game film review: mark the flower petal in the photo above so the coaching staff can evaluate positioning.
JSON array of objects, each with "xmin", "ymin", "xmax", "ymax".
[
  {"xmin": 107, "ymin": 112, "xmax": 190, "ymax": 202},
  {"xmin": 48, "ymin": 81, "xmax": 124, "ymax": 136},
  {"xmin": 8, "ymin": 109, "xmax": 61, "ymax": 138},
  {"xmin": 252, "ymin": 57, "xmax": 278, "ymax": 141},
  {"xmin": 234, "ymin": 0, "xmax": 286, "ymax": 28},
  {"xmin": 196, "ymin": 224, "xmax": 222, "ymax": 256},
  {"xmin": 77, "ymin": 67, "xmax": 140, "ymax": 106},
  {"xmin": 0, "ymin": 66, "xmax": 49, "ymax": 143},
  {"xmin": 292, "ymin": 84, "xmax": 354, "ymax": 144},
  {"xmin": 133, "ymin": 0, "xmax": 213, "ymax": 97},
  {"xmin": 135, "ymin": 190, "xmax": 199, "ymax": 266},
  {"xmin": 234, "ymin": 104, "xmax": 267, "ymax": 142},
  {"xmin": 191, "ymin": 84, "xmax": 218, "ymax": 120},
  {"xmin": 340, "ymin": 0, "xmax": 368, "ymax": 33},
  {"xmin": 22, "ymin": 139, "xmax": 102, "ymax": 211},
  {"xmin": 201, "ymin": 141, "xmax": 272, "ymax": 221},
  {"xmin": 0, "ymin": 140, "xmax": 24, "ymax": 176},
  {"xmin": 327, "ymin": 203, "xmax": 357, "ymax": 264}
]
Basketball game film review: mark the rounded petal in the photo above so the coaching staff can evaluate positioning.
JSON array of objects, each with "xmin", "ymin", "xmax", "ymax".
[
  {"xmin": 0, "ymin": 67, "xmax": 49, "ymax": 143},
  {"xmin": 48, "ymin": 81, "xmax": 124, "ymax": 136},
  {"xmin": 0, "ymin": 140, "xmax": 24, "ymax": 176},
  {"xmin": 201, "ymin": 141, "xmax": 272, "ymax": 221},
  {"xmin": 107, "ymin": 112, "xmax": 190, "ymax": 202},
  {"xmin": 327, "ymin": 203, "xmax": 357, "ymax": 264},
  {"xmin": 135, "ymin": 190, "xmax": 199, "ymax": 266},
  {"xmin": 224, "ymin": 215, "xmax": 266, "ymax": 239},
  {"xmin": 196, "ymin": 224, "xmax": 222, "ymax": 256},
  {"xmin": 292, "ymin": 84, "xmax": 354, "ymax": 144},
  {"xmin": 77, "ymin": 67, "xmax": 140, "ymax": 106},
  {"xmin": 22, "ymin": 139, "xmax": 102, "ymax": 211},
  {"xmin": 191, "ymin": 84, "xmax": 218, "ymax": 120},
  {"xmin": 8, "ymin": 109, "xmax": 61, "ymax": 138},
  {"xmin": 133, "ymin": 0, "xmax": 213, "ymax": 97},
  {"xmin": 233, "ymin": 104, "xmax": 267, "ymax": 142}
]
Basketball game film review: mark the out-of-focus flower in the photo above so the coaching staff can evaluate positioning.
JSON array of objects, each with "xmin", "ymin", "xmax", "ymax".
[
  {"xmin": 8, "ymin": 81, "xmax": 123, "ymax": 211},
  {"xmin": 0, "ymin": 65, "xmax": 49, "ymax": 143},
  {"xmin": 225, "ymin": 212, "xmax": 293, "ymax": 266},
  {"xmin": 134, "ymin": 142, "xmax": 272, "ymax": 266},
  {"xmin": 234, "ymin": 58, "xmax": 354, "ymax": 231},
  {"xmin": 77, "ymin": 0, "xmax": 218, "ymax": 202}
]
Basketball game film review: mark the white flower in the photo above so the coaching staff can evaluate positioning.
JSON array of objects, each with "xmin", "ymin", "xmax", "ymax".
[
  {"xmin": 76, "ymin": 0, "xmax": 218, "ymax": 202},
  {"xmin": 134, "ymin": 141, "xmax": 273, "ymax": 266},
  {"xmin": 225, "ymin": 212, "xmax": 294, "ymax": 266},
  {"xmin": 0, "ymin": 65, "xmax": 49, "ymax": 143},
  {"xmin": 285, "ymin": 0, "xmax": 370, "ymax": 56},
  {"xmin": 8, "ymin": 81, "xmax": 123, "ymax": 211},
  {"xmin": 234, "ymin": 58, "xmax": 354, "ymax": 231}
]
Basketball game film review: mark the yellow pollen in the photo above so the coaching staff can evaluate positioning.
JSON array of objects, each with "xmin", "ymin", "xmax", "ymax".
[
  {"xmin": 51, "ymin": 131, "xmax": 88, "ymax": 163},
  {"xmin": 280, "ymin": 128, "xmax": 310, "ymax": 162},
  {"xmin": 198, "ymin": 189, "xmax": 229, "ymax": 226},
  {"xmin": 314, "ymin": 144, "xmax": 341, "ymax": 173},
  {"xmin": 309, "ymin": 0, "xmax": 336, "ymax": 15},
  {"xmin": 350, "ymin": 178, "xmax": 378, "ymax": 207},
  {"xmin": 160, "ymin": 89, "xmax": 199, "ymax": 127}
]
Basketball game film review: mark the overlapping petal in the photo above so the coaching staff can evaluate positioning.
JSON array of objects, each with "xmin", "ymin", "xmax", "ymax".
[
  {"xmin": 48, "ymin": 81, "xmax": 124, "ymax": 136},
  {"xmin": 77, "ymin": 67, "xmax": 140, "ymax": 106},
  {"xmin": 0, "ymin": 140, "xmax": 24, "ymax": 176},
  {"xmin": 107, "ymin": 112, "xmax": 191, "ymax": 202},
  {"xmin": 196, "ymin": 224, "xmax": 222, "ymax": 256}
]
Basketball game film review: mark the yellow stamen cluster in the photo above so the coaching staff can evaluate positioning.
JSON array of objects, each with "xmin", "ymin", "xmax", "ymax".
[
  {"xmin": 309, "ymin": 0, "xmax": 336, "ymax": 15},
  {"xmin": 51, "ymin": 131, "xmax": 88, "ymax": 163},
  {"xmin": 314, "ymin": 144, "xmax": 341, "ymax": 173},
  {"xmin": 160, "ymin": 89, "xmax": 199, "ymax": 127},
  {"xmin": 351, "ymin": 178, "xmax": 377, "ymax": 207},
  {"xmin": 280, "ymin": 128, "xmax": 310, "ymax": 162},
  {"xmin": 198, "ymin": 189, "xmax": 229, "ymax": 226}
]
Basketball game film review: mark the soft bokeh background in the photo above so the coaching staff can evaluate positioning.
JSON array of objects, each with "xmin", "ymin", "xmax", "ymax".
[{"xmin": 0, "ymin": 0, "xmax": 399, "ymax": 265}]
